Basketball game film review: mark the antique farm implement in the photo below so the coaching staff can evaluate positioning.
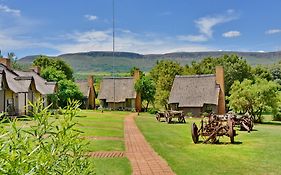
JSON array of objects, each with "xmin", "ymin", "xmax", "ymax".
[
  {"xmin": 230, "ymin": 113, "xmax": 254, "ymax": 132},
  {"xmin": 191, "ymin": 114, "xmax": 236, "ymax": 144},
  {"xmin": 155, "ymin": 111, "xmax": 167, "ymax": 122},
  {"xmin": 156, "ymin": 110, "xmax": 186, "ymax": 123}
]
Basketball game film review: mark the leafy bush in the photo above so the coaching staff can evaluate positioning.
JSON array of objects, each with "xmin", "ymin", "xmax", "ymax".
[
  {"xmin": 0, "ymin": 100, "xmax": 94, "ymax": 174},
  {"xmin": 273, "ymin": 112, "xmax": 281, "ymax": 121},
  {"xmin": 57, "ymin": 80, "xmax": 84, "ymax": 107},
  {"xmin": 147, "ymin": 108, "xmax": 158, "ymax": 114}
]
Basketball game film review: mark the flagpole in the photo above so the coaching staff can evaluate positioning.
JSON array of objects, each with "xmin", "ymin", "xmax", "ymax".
[{"xmin": 112, "ymin": 0, "xmax": 116, "ymax": 110}]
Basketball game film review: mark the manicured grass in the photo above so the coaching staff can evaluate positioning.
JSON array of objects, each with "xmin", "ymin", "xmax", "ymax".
[
  {"xmin": 91, "ymin": 158, "xmax": 131, "ymax": 175},
  {"xmin": 76, "ymin": 111, "xmax": 131, "ymax": 175},
  {"xmin": 136, "ymin": 113, "xmax": 281, "ymax": 175},
  {"xmin": 5, "ymin": 110, "xmax": 132, "ymax": 174},
  {"xmin": 85, "ymin": 140, "xmax": 124, "ymax": 152},
  {"xmin": 75, "ymin": 110, "xmax": 128, "ymax": 138}
]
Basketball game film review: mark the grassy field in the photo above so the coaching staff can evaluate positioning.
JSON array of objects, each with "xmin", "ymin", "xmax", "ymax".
[
  {"xmin": 8, "ymin": 111, "xmax": 281, "ymax": 174},
  {"xmin": 75, "ymin": 110, "xmax": 131, "ymax": 175},
  {"xmin": 136, "ymin": 113, "xmax": 281, "ymax": 175},
  {"xmin": 11, "ymin": 110, "xmax": 132, "ymax": 175}
]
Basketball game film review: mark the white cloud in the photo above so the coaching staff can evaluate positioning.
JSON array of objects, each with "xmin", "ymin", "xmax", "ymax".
[
  {"xmin": 222, "ymin": 31, "xmax": 241, "ymax": 38},
  {"xmin": 84, "ymin": 14, "xmax": 98, "ymax": 21},
  {"xmin": 65, "ymin": 30, "xmax": 111, "ymax": 42},
  {"xmin": 0, "ymin": 4, "xmax": 21, "ymax": 16},
  {"xmin": 265, "ymin": 29, "xmax": 281, "ymax": 35},
  {"xmin": 178, "ymin": 10, "xmax": 238, "ymax": 42},
  {"xmin": 0, "ymin": 31, "xmax": 51, "ymax": 51},
  {"xmin": 177, "ymin": 34, "xmax": 208, "ymax": 42},
  {"xmin": 52, "ymin": 29, "xmax": 214, "ymax": 54}
]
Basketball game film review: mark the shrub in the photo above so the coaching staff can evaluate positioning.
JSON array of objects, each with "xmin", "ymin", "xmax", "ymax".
[
  {"xmin": 147, "ymin": 108, "xmax": 158, "ymax": 114},
  {"xmin": 0, "ymin": 99, "xmax": 94, "ymax": 174},
  {"xmin": 273, "ymin": 112, "xmax": 281, "ymax": 121}
]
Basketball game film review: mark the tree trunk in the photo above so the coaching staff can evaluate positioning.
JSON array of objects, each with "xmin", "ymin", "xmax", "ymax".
[{"xmin": 145, "ymin": 101, "xmax": 149, "ymax": 112}]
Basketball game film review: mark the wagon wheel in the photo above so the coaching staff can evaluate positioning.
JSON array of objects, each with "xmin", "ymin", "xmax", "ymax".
[
  {"xmin": 178, "ymin": 117, "xmax": 182, "ymax": 123},
  {"xmin": 228, "ymin": 119, "xmax": 235, "ymax": 143},
  {"xmin": 168, "ymin": 118, "xmax": 172, "ymax": 123},
  {"xmin": 165, "ymin": 112, "xmax": 169, "ymax": 123},
  {"xmin": 191, "ymin": 123, "xmax": 199, "ymax": 143},
  {"xmin": 249, "ymin": 119, "xmax": 254, "ymax": 131},
  {"xmin": 178, "ymin": 116, "xmax": 184, "ymax": 123},
  {"xmin": 155, "ymin": 114, "xmax": 160, "ymax": 122},
  {"xmin": 166, "ymin": 116, "xmax": 172, "ymax": 123}
]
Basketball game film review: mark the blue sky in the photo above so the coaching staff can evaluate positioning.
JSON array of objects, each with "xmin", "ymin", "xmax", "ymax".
[{"xmin": 0, "ymin": 0, "xmax": 281, "ymax": 58}]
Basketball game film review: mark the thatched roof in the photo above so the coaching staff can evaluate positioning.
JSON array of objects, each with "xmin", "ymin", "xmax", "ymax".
[
  {"xmin": 0, "ymin": 63, "xmax": 56, "ymax": 94},
  {"xmin": 98, "ymin": 77, "xmax": 136, "ymax": 102},
  {"xmin": 168, "ymin": 74, "xmax": 220, "ymax": 107},
  {"xmin": 2, "ymin": 68, "xmax": 31, "ymax": 93},
  {"xmin": 76, "ymin": 81, "xmax": 90, "ymax": 97},
  {"xmin": 15, "ymin": 70, "xmax": 56, "ymax": 95}
]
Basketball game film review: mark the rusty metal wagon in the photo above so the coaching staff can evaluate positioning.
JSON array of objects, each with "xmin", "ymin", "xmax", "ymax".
[
  {"xmin": 165, "ymin": 110, "xmax": 186, "ymax": 123},
  {"xmin": 232, "ymin": 114, "xmax": 254, "ymax": 132},
  {"xmin": 155, "ymin": 110, "xmax": 186, "ymax": 123},
  {"xmin": 155, "ymin": 111, "xmax": 167, "ymax": 122},
  {"xmin": 191, "ymin": 114, "xmax": 236, "ymax": 144}
]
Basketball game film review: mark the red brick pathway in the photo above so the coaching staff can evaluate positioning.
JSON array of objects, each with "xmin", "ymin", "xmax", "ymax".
[{"xmin": 125, "ymin": 113, "xmax": 175, "ymax": 175}]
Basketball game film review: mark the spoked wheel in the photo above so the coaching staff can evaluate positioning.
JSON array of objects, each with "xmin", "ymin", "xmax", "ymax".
[
  {"xmin": 228, "ymin": 119, "xmax": 235, "ymax": 144},
  {"xmin": 191, "ymin": 123, "xmax": 199, "ymax": 143},
  {"xmin": 249, "ymin": 120, "xmax": 254, "ymax": 131},
  {"xmin": 155, "ymin": 114, "xmax": 160, "ymax": 122}
]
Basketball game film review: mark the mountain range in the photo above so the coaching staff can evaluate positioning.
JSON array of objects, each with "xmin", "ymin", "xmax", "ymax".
[{"xmin": 19, "ymin": 51, "xmax": 281, "ymax": 73}]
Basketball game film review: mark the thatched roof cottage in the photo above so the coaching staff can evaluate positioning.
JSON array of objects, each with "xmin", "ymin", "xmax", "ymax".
[
  {"xmin": 0, "ymin": 58, "xmax": 57, "ymax": 116},
  {"xmin": 76, "ymin": 75, "xmax": 96, "ymax": 109},
  {"xmin": 98, "ymin": 70, "xmax": 141, "ymax": 112},
  {"xmin": 168, "ymin": 66, "xmax": 225, "ymax": 116}
]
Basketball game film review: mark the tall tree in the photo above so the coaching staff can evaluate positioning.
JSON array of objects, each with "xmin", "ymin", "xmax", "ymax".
[
  {"xmin": 57, "ymin": 80, "xmax": 84, "ymax": 107},
  {"xmin": 150, "ymin": 60, "xmax": 183, "ymax": 109},
  {"xmin": 33, "ymin": 55, "xmax": 51, "ymax": 68},
  {"xmin": 33, "ymin": 56, "xmax": 81, "ymax": 108},
  {"xmin": 228, "ymin": 78, "xmax": 280, "ymax": 122},
  {"xmin": 41, "ymin": 67, "xmax": 67, "ymax": 82},
  {"xmin": 184, "ymin": 54, "xmax": 253, "ymax": 96},
  {"xmin": 33, "ymin": 55, "xmax": 74, "ymax": 80},
  {"xmin": 252, "ymin": 65, "xmax": 273, "ymax": 81},
  {"xmin": 134, "ymin": 76, "xmax": 156, "ymax": 111}
]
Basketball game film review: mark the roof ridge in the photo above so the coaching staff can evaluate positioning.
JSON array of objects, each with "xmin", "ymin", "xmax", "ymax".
[
  {"xmin": 175, "ymin": 74, "xmax": 215, "ymax": 78},
  {"xmin": 103, "ymin": 77, "xmax": 133, "ymax": 79}
]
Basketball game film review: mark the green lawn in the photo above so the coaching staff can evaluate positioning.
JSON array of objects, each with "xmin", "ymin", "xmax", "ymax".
[
  {"xmin": 136, "ymin": 113, "xmax": 281, "ymax": 175},
  {"xmin": 75, "ymin": 110, "xmax": 128, "ymax": 148},
  {"xmin": 91, "ymin": 158, "xmax": 131, "ymax": 175},
  {"xmin": 75, "ymin": 110, "xmax": 131, "ymax": 175},
  {"xmin": 10, "ymin": 110, "xmax": 132, "ymax": 175}
]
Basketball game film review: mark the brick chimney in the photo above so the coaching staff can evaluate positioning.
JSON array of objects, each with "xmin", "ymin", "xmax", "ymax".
[
  {"xmin": 215, "ymin": 66, "xmax": 225, "ymax": 115},
  {"xmin": 133, "ymin": 69, "xmax": 142, "ymax": 112},
  {"xmin": 0, "ymin": 58, "xmax": 11, "ymax": 69},
  {"xmin": 88, "ymin": 75, "xmax": 96, "ymax": 109},
  {"xmin": 31, "ymin": 66, "xmax": 41, "ymax": 75}
]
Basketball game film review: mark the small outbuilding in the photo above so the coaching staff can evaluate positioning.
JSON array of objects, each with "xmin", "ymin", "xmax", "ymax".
[
  {"xmin": 98, "ymin": 70, "xmax": 141, "ymax": 112},
  {"xmin": 168, "ymin": 66, "xmax": 225, "ymax": 116},
  {"xmin": 76, "ymin": 75, "xmax": 96, "ymax": 109}
]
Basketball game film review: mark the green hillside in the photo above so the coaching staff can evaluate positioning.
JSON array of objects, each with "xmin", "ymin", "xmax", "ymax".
[{"xmin": 19, "ymin": 51, "xmax": 281, "ymax": 77}]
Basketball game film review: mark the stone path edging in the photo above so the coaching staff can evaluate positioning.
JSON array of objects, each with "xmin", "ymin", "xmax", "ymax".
[{"xmin": 88, "ymin": 151, "xmax": 125, "ymax": 158}]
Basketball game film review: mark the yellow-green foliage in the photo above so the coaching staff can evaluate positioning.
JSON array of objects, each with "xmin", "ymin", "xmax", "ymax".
[{"xmin": 0, "ymin": 100, "xmax": 94, "ymax": 174}]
